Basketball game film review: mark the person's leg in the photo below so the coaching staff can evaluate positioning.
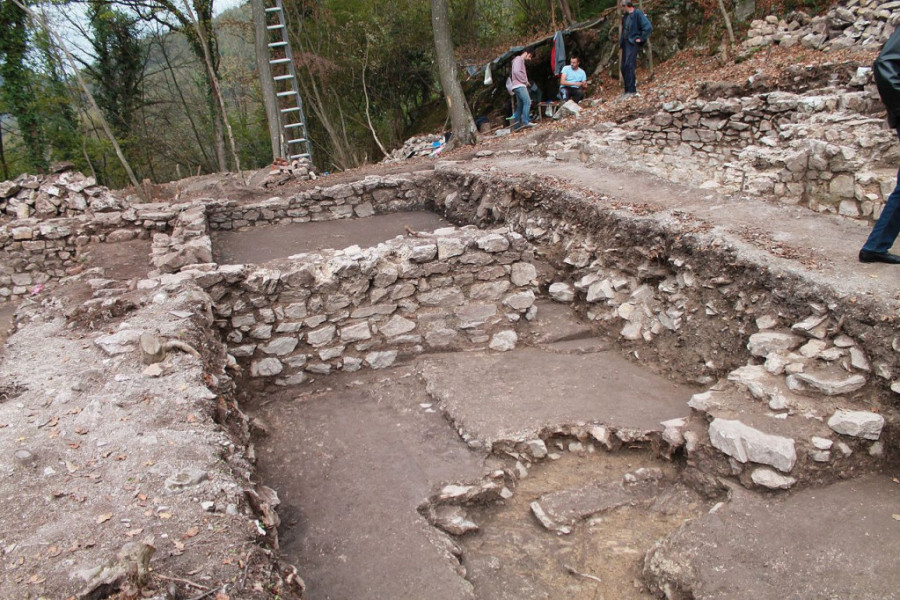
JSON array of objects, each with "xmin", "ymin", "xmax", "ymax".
[
  {"xmin": 572, "ymin": 88, "xmax": 584, "ymax": 103},
  {"xmin": 622, "ymin": 43, "xmax": 638, "ymax": 94},
  {"xmin": 512, "ymin": 89, "xmax": 525, "ymax": 128},
  {"xmin": 861, "ymin": 128, "xmax": 900, "ymax": 258},
  {"xmin": 518, "ymin": 86, "xmax": 532, "ymax": 126},
  {"xmin": 862, "ymin": 166, "xmax": 900, "ymax": 253}
]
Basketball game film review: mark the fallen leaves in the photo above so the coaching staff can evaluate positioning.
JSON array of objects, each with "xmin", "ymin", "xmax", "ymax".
[
  {"xmin": 95, "ymin": 513, "xmax": 113, "ymax": 524},
  {"xmin": 182, "ymin": 526, "xmax": 200, "ymax": 539}
]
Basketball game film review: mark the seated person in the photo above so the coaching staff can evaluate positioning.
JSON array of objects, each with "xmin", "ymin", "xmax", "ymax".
[{"xmin": 559, "ymin": 56, "xmax": 589, "ymax": 103}]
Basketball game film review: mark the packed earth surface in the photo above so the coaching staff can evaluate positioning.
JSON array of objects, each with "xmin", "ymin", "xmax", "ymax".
[{"xmin": 1, "ymin": 3, "xmax": 899, "ymax": 599}]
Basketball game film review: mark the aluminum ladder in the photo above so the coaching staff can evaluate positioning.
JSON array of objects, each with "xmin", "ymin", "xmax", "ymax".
[{"xmin": 265, "ymin": 0, "xmax": 312, "ymax": 160}]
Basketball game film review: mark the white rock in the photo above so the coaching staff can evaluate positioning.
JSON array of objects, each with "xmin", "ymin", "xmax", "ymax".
[
  {"xmin": 747, "ymin": 332, "xmax": 803, "ymax": 357},
  {"xmin": 260, "ymin": 337, "xmax": 298, "ymax": 356},
  {"xmin": 365, "ymin": 350, "xmax": 398, "ymax": 369},
  {"xmin": 827, "ymin": 409, "xmax": 884, "ymax": 440},
  {"xmin": 526, "ymin": 439, "xmax": 548, "ymax": 458},
  {"xmin": 811, "ymin": 436, "xmax": 833, "ymax": 450},
  {"xmin": 548, "ymin": 282, "xmax": 575, "ymax": 302},
  {"xmin": 510, "ymin": 262, "xmax": 537, "ymax": 286},
  {"xmin": 787, "ymin": 371, "xmax": 866, "ymax": 396},
  {"xmin": 708, "ymin": 418, "xmax": 797, "ymax": 473},
  {"xmin": 751, "ymin": 467, "xmax": 796, "ymax": 489},
  {"xmin": 251, "ymin": 358, "xmax": 283, "ymax": 377},
  {"xmin": 489, "ymin": 330, "xmax": 518, "ymax": 352},
  {"xmin": 755, "ymin": 314, "xmax": 779, "ymax": 330}
]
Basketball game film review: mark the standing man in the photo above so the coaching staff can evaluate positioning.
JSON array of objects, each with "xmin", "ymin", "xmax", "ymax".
[
  {"xmin": 860, "ymin": 26, "xmax": 900, "ymax": 264},
  {"xmin": 508, "ymin": 48, "xmax": 536, "ymax": 131},
  {"xmin": 560, "ymin": 56, "xmax": 589, "ymax": 103},
  {"xmin": 619, "ymin": 0, "xmax": 652, "ymax": 98}
]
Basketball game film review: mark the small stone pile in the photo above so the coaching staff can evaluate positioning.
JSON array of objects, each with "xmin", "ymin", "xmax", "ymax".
[
  {"xmin": 150, "ymin": 204, "xmax": 212, "ymax": 274},
  {"xmin": 261, "ymin": 156, "xmax": 318, "ymax": 188},
  {"xmin": 0, "ymin": 169, "xmax": 125, "ymax": 220},
  {"xmin": 382, "ymin": 134, "xmax": 445, "ymax": 164},
  {"xmin": 741, "ymin": 0, "xmax": 898, "ymax": 54}
]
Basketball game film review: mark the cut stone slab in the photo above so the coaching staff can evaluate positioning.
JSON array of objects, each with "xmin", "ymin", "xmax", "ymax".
[
  {"xmin": 644, "ymin": 474, "xmax": 900, "ymax": 599},
  {"xmin": 519, "ymin": 299, "xmax": 596, "ymax": 345},
  {"xmin": 420, "ymin": 347, "xmax": 693, "ymax": 446},
  {"xmin": 827, "ymin": 409, "xmax": 884, "ymax": 441},
  {"xmin": 708, "ymin": 419, "xmax": 796, "ymax": 473}
]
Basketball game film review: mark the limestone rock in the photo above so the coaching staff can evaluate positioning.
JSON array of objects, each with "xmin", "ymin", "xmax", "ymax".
[
  {"xmin": 786, "ymin": 370, "xmax": 866, "ymax": 396},
  {"xmin": 489, "ymin": 330, "xmax": 517, "ymax": 352},
  {"xmin": 827, "ymin": 409, "xmax": 884, "ymax": 441},
  {"xmin": 751, "ymin": 467, "xmax": 796, "ymax": 489},
  {"xmin": 747, "ymin": 331, "xmax": 803, "ymax": 357},
  {"xmin": 548, "ymin": 282, "xmax": 575, "ymax": 302},
  {"xmin": 708, "ymin": 418, "xmax": 797, "ymax": 473}
]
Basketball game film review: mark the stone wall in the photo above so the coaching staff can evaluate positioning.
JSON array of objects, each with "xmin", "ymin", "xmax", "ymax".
[
  {"xmin": 166, "ymin": 226, "xmax": 539, "ymax": 385},
  {"xmin": 741, "ymin": 0, "xmax": 898, "ymax": 54},
  {"xmin": 205, "ymin": 173, "xmax": 431, "ymax": 230},
  {"xmin": 551, "ymin": 87, "xmax": 898, "ymax": 219}
]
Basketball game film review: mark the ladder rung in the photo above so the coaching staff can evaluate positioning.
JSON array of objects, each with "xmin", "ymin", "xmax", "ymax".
[
  {"xmin": 265, "ymin": 6, "xmax": 281, "ymax": 11},
  {"xmin": 281, "ymin": 107, "xmax": 301, "ymax": 113},
  {"xmin": 268, "ymin": 41, "xmax": 288, "ymax": 47},
  {"xmin": 277, "ymin": 91, "xmax": 296, "ymax": 97},
  {"xmin": 287, "ymin": 138, "xmax": 307, "ymax": 144},
  {"xmin": 273, "ymin": 74, "xmax": 294, "ymax": 81},
  {"xmin": 269, "ymin": 58, "xmax": 291, "ymax": 64},
  {"xmin": 284, "ymin": 122, "xmax": 304, "ymax": 128},
  {"xmin": 289, "ymin": 153, "xmax": 311, "ymax": 159},
  {"xmin": 266, "ymin": 24, "xmax": 284, "ymax": 29}
]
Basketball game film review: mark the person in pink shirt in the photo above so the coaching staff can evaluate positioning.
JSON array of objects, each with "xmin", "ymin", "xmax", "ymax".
[{"xmin": 507, "ymin": 49, "xmax": 536, "ymax": 131}]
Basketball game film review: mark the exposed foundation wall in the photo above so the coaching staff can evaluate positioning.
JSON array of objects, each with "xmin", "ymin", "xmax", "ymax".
[
  {"xmin": 425, "ymin": 168, "xmax": 900, "ymax": 403},
  {"xmin": 179, "ymin": 226, "xmax": 539, "ymax": 385},
  {"xmin": 0, "ymin": 205, "xmax": 178, "ymax": 301},
  {"xmin": 204, "ymin": 173, "xmax": 432, "ymax": 230},
  {"xmin": 551, "ymin": 89, "xmax": 898, "ymax": 220}
]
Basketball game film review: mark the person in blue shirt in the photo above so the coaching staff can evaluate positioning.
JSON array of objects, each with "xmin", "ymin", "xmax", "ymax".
[
  {"xmin": 619, "ymin": 0, "xmax": 652, "ymax": 98},
  {"xmin": 559, "ymin": 56, "xmax": 589, "ymax": 103}
]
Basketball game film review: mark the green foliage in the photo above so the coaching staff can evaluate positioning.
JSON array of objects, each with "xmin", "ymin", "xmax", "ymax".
[
  {"xmin": 86, "ymin": 0, "xmax": 147, "ymax": 138},
  {"xmin": 0, "ymin": 0, "xmax": 47, "ymax": 173}
]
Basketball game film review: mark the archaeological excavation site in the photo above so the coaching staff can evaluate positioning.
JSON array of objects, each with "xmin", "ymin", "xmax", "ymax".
[{"xmin": 0, "ymin": 2, "xmax": 899, "ymax": 599}]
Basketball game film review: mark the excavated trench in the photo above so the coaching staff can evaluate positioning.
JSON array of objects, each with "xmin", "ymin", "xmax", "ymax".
[{"xmin": 203, "ymin": 171, "xmax": 898, "ymax": 600}]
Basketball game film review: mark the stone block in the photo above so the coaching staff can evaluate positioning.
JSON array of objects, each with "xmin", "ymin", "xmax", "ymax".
[
  {"xmin": 827, "ymin": 409, "xmax": 884, "ymax": 440},
  {"xmin": 708, "ymin": 418, "xmax": 797, "ymax": 473}
]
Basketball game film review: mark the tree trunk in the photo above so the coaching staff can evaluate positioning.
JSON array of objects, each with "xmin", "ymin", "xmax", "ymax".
[
  {"xmin": 0, "ymin": 116, "xmax": 8, "ymax": 180},
  {"xmin": 430, "ymin": 0, "xmax": 476, "ymax": 150},
  {"xmin": 557, "ymin": 0, "xmax": 574, "ymax": 26},
  {"xmin": 251, "ymin": 0, "xmax": 282, "ymax": 160},
  {"xmin": 717, "ymin": 0, "xmax": 736, "ymax": 45}
]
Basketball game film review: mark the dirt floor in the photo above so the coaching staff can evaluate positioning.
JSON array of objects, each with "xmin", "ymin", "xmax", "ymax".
[{"xmin": 212, "ymin": 211, "xmax": 451, "ymax": 264}]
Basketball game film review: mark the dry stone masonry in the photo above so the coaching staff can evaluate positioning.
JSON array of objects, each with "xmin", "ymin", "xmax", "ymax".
[
  {"xmin": 741, "ymin": 0, "xmax": 899, "ymax": 54},
  {"xmin": 546, "ymin": 0, "xmax": 900, "ymax": 221}
]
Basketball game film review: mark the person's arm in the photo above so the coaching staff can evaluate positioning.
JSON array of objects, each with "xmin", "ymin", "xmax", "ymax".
[
  {"xmin": 560, "ymin": 68, "xmax": 573, "ymax": 87},
  {"xmin": 875, "ymin": 29, "xmax": 900, "ymax": 122},
  {"xmin": 638, "ymin": 11, "xmax": 652, "ymax": 43}
]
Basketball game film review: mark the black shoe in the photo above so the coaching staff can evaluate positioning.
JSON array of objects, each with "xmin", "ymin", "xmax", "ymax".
[{"xmin": 859, "ymin": 249, "xmax": 900, "ymax": 264}]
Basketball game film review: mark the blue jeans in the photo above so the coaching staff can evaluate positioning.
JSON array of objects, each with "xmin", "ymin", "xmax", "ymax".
[
  {"xmin": 512, "ymin": 86, "xmax": 531, "ymax": 128},
  {"xmin": 621, "ymin": 43, "xmax": 639, "ymax": 94},
  {"xmin": 862, "ymin": 128, "xmax": 900, "ymax": 253}
]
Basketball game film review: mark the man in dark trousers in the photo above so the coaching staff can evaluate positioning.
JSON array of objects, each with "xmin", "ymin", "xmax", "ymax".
[
  {"xmin": 860, "ymin": 26, "xmax": 900, "ymax": 264},
  {"xmin": 619, "ymin": 0, "xmax": 652, "ymax": 98}
]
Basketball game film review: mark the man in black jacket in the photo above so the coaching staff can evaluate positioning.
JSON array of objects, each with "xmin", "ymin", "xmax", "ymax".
[
  {"xmin": 860, "ymin": 26, "xmax": 900, "ymax": 264},
  {"xmin": 619, "ymin": 0, "xmax": 652, "ymax": 98}
]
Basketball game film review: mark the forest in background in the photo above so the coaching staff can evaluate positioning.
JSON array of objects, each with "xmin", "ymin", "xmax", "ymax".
[{"xmin": 0, "ymin": 0, "xmax": 833, "ymax": 188}]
